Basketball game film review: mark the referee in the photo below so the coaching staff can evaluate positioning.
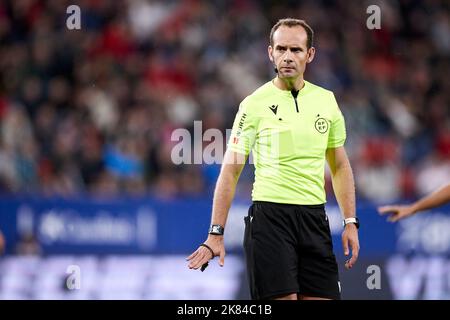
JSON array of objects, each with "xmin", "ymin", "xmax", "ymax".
[{"xmin": 187, "ymin": 18, "xmax": 359, "ymax": 300}]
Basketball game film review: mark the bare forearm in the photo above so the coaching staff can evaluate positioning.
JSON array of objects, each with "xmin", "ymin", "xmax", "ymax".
[
  {"xmin": 209, "ymin": 150, "xmax": 246, "ymax": 229},
  {"xmin": 411, "ymin": 184, "xmax": 450, "ymax": 213},
  {"xmin": 210, "ymin": 170, "xmax": 240, "ymax": 228},
  {"xmin": 331, "ymin": 162, "xmax": 356, "ymax": 219},
  {"xmin": 188, "ymin": 158, "xmax": 244, "ymax": 269}
]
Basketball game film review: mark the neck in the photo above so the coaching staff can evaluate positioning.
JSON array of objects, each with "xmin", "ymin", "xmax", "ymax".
[{"xmin": 274, "ymin": 76, "xmax": 304, "ymax": 91}]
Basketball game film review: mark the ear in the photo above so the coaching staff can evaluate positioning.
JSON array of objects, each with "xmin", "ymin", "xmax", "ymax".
[
  {"xmin": 268, "ymin": 46, "xmax": 274, "ymax": 63},
  {"xmin": 306, "ymin": 47, "xmax": 316, "ymax": 64}
]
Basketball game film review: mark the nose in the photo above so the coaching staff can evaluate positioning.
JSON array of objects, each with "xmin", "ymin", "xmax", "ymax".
[{"xmin": 283, "ymin": 50, "xmax": 293, "ymax": 63}]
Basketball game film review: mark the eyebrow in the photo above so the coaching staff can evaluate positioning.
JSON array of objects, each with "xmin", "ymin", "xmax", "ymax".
[{"xmin": 275, "ymin": 45, "xmax": 304, "ymax": 51}]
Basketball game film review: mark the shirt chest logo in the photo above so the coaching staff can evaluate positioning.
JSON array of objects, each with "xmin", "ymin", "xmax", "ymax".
[
  {"xmin": 314, "ymin": 116, "xmax": 329, "ymax": 134},
  {"xmin": 268, "ymin": 105, "xmax": 278, "ymax": 115}
]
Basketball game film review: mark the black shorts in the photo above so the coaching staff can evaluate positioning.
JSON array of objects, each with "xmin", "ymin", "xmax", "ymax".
[{"xmin": 243, "ymin": 201, "xmax": 341, "ymax": 300}]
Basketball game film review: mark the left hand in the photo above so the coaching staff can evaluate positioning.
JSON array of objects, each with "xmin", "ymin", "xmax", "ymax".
[{"xmin": 342, "ymin": 223, "xmax": 359, "ymax": 269}]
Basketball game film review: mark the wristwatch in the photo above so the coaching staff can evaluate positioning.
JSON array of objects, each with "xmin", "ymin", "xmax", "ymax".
[
  {"xmin": 209, "ymin": 224, "xmax": 224, "ymax": 235},
  {"xmin": 343, "ymin": 217, "xmax": 360, "ymax": 229}
]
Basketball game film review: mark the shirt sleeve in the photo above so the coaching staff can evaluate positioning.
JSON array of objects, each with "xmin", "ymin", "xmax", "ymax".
[
  {"xmin": 327, "ymin": 93, "xmax": 347, "ymax": 148},
  {"xmin": 227, "ymin": 99, "xmax": 257, "ymax": 155}
]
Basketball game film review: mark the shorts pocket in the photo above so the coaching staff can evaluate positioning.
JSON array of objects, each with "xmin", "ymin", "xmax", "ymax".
[
  {"xmin": 243, "ymin": 205, "xmax": 253, "ymax": 248},
  {"xmin": 243, "ymin": 205, "xmax": 258, "ymax": 299}
]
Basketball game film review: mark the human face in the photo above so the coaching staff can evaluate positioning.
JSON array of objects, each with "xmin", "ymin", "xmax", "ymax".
[{"xmin": 268, "ymin": 25, "xmax": 315, "ymax": 80}]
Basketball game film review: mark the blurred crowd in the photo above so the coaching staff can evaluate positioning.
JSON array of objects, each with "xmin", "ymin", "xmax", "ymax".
[{"xmin": 0, "ymin": 0, "xmax": 449, "ymax": 202}]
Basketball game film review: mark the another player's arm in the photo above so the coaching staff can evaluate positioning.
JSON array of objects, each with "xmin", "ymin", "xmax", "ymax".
[
  {"xmin": 187, "ymin": 150, "xmax": 246, "ymax": 269},
  {"xmin": 378, "ymin": 183, "xmax": 450, "ymax": 222},
  {"xmin": 326, "ymin": 146, "xmax": 359, "ymax": 269},
  {"xmin": 0, "ymin": 230, "xmax": 5, "ymax": 255}
]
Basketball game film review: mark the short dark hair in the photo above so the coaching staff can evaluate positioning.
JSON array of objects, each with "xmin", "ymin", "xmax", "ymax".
[{"xmin": 270, "ymin": 18, "xmax": 314, "ymax": 49}]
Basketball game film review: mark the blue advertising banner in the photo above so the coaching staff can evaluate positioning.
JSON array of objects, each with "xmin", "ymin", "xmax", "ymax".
[{"xmin": 0, "ymin": 195, "xmax": 449, "ymax": 256}]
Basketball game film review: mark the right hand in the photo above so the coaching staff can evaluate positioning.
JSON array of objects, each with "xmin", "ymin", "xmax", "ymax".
[
  {"xmin": 186, "ymin": 235, "xmax": 225, "ymax": 270},
  {"xmin": 342, "ymin": 223, "xmax": 359, "ymax": 269},
  {"xmin": 378, "ymin": 205, "xmax": 415, "ymax": 222}
]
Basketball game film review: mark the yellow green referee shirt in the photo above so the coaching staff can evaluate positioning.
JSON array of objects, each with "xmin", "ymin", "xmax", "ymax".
[{"xmin": 228, "ymin": 79, "xmax": 346, "ymax": 205}]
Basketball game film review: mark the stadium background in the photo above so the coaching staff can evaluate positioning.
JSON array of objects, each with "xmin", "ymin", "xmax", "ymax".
[{"xmin": 0, "ymin": 0, "xmax": 449, "ymax": 299}]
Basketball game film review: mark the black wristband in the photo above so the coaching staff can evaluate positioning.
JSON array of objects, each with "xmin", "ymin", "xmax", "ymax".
[{"xmin": 200, "ymin": 243, "xmax": 215, "ymax": 259}]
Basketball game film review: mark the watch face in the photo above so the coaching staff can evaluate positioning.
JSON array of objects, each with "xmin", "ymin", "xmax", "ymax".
[
  {"xmin": 209, "ymin": 225, "xmax": 224, "ymax": 235},
  {"xmin": 343, "ymin": 218, "xmax": 359, "ymax": 229}
]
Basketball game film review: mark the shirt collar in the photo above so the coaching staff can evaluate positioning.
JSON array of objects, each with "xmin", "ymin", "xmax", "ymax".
[{"xmin": 270, "ymin": 79, "xmax": 309, "ymax": 97}]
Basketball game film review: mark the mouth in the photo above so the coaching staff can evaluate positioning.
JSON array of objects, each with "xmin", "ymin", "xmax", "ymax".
[{"xmin": 280, "ymin": 67, "xmax": 295, "ymax": 71}]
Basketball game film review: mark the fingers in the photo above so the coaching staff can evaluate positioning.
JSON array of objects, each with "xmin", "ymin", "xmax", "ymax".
[
  {"xmin": 388, "ymin": 214, "xmax": 402, "ymax": 223},
  {"xmin": 378, "ymin": 205, "xmax": 398, "ymax": 215},
  {"xmin": 219, "ymin": 249, "xmax": 225, "ymax": 267},
  {"xmin": 186, "ymin": 250, "xmax": 199, "ymax": 261},
  {"xmin": 188, "ymin": 251, "xmax": 207, "ymax": 270},
  {"xmin": 344, "ymin": 249, "xmax": 358, "ymax": 269},
  {"xmin": 345, "ymin": 240, "xmax": 359, "ymax": 269},
  {"xmin": 342, "ymin": 236, "xmax": 349, "ymax": 256},
  {"xmin": 378, "ymin": 205, "xmax": 407, "ymax": 223},
  {"xmin": 343, "ymin": 231, "xmax": 359, "ymax": 270},
  {"xmin": 345, "ymin": 257, "xmax": 355, "ymax": 269},
  {"xmin": 187, "ymin": 244, "xmax": 225, "ymax": 270},
  {"xmin": 187, "ymin": 247, "xmax": 211, "ymax": 270}
]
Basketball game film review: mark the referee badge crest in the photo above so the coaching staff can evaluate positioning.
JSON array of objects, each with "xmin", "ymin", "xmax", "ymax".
[{"xmin": 314, "ymin": 117, "xmax": 329, "ymax": 134}]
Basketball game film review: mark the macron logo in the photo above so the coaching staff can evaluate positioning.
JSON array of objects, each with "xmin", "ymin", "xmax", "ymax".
[{"xmin": 269, "ymin": 105, "xmax": 278, "ymax": 115}]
